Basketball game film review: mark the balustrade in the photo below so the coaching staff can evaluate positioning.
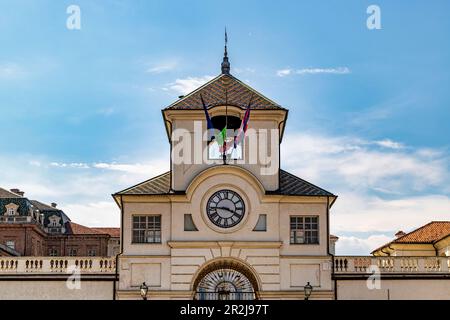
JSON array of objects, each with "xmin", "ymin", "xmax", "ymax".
[
  {"xmin": 0, "ymin": 257, "xmax": 116, "ymax": 274},
  {"xmin": 334, "ymin": 256, "xmax": 450, "ymax": 274}
]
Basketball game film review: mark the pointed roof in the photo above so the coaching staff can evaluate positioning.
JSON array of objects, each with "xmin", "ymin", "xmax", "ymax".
[
  {"xmin": 221, "ymin": 28, "xmax": 230, "ymax": 75},
  {"xmin": 164, "ymin": 74, "xmax": 285, "ymax": 111}
]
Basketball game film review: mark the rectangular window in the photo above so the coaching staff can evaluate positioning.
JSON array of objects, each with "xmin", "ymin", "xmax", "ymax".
[
  {"xmin": 49, "ymin": 248, "xmax": 58, "ymax": 256},
  {"xmin": 68, "ymin": 248, "xmax": 77, "ymax": 256},
  {"xmin": 5, "ymin": 240, "xmax": 15, "ymax": 250},
  {"xmin": 290, "ymin": 216, "xmax": 319, "ymax": 244},
  {"xmin": 132, "ymin": 215, "xmax": 161, "ymax": 243},
  {"xmin": 87, "ymin": 249, "xmax": 96, "ymax": 256}
]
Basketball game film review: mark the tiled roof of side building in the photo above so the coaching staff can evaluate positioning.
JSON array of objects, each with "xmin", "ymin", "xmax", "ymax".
[
  {"xmin": 164, "ymin": 74, "xmax": 286, "ymax": 111},
  {"xmin": 372, "ymin": 221, "xmax": 450, "ymax": 254},
  {"xmin": 91, "ymin": 227, "xmax": 120, "ymax": 238},
  {"xmin": 394, "ymin": 221, "xmax": 450, "ymax": 243},
  {"xmin": 66, "ymin": 222, "xmax": 104, "ymax": 235},
  {"xmin": 0, "ymin": 187, "xmax": 23, "ymax": 198},
  {"xmin": 114, "ymin": 170, "xmax": 335, "ymax": 197}
]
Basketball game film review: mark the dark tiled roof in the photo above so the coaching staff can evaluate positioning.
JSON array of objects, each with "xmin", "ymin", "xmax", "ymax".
[
  {"xmin": 165, "ymin": 74, "xmax": 285, "ymax": 111},
  {"xmin": 115, "ymin": 170, "xmax": 334, "ymax": 197},
  {"xmin": 115, "ymin": 172, "xmax": 171, "ymax": 195},
  {"xmin": 275, "ymin": 170, "xmax": 335, "ymax": 196},
  {"xmin": 0, "ymin": 187, "xmax": 23, "ymax": 199}
]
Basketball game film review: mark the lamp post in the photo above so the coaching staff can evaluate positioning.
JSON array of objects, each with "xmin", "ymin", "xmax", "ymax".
[
  {"xmin": 304, "ymin": 282, "xmax": 313, "ymax": 300},
  {"xmin": 140, "ymin": 282, "xmax": 148, "ymax": 300}
]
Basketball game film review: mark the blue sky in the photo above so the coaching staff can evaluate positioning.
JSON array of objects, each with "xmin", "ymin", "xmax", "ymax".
[{"xmin": 1, "ymin": 0, "xmax": 449, "ymax": 254}]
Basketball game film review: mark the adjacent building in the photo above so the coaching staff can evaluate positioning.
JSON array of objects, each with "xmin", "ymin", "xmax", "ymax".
[
  {"xmin": 372, "ymin": 221, "xmax": 450, "ymax": 257},
  {"xmin": 0, "ymin": 187, "xmax": 119, "ymax": 257}
]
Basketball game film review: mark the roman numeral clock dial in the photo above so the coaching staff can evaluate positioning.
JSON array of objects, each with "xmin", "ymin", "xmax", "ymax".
[{"xmin": 206, "ymin": 190, "xmax": 245, "ymax": 228}]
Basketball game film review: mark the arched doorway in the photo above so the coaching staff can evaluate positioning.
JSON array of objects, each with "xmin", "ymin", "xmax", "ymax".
[{"xmin": 193, "ymin": 260, "xmax": 259, "ymax": 300}]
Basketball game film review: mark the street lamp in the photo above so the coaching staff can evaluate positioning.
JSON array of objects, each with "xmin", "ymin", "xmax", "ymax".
[
  {"xmin": 140, "ymin": 282, "xmax": 148, "ymax": 300},
  {"xmin": 304, "ymin": 282, "xmax": 313, "ymax": 300}
]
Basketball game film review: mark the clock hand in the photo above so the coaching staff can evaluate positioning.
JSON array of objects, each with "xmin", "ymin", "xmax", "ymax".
[{"xmin": 217, "ymin": 206, "xmax": 237, "ymax": 214}]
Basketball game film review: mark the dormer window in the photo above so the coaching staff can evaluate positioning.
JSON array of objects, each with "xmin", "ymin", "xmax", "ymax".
[
  {"xmin": 48, "ymin": 215, "xmax": 61, "ymax": 227},
  {"xmin": 7, "ymin": 208, "xmax": 15, "ymax": 216}
]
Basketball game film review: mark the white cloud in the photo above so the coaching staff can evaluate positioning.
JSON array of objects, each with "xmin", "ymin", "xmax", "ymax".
[
  {"xmin": 0, "ymin": 155, "xmax": 169, "ymax": 227},
  {"xmin": 93, "ymin": 161, "xmax": 168, "ymax": 176},
  {"xmin": 281, "ymin": 132, "xmax": 450, "ymax": 254},
  {"xmin": 146, "ymin": 60, "xmax": 178, "ymax": 74},
  {"xmin": 60, "ymin": 201, "xmax": 120, "ymax": 227},
  {"xmin": 166, "ymin": 75, "xmax": 214, "ymax": 95},
  {"xmin": 331, "ymin": 193, "xmax": 450, "ymax": 234},
  {"xmin": 335, "ymin": 234, "xmax": 393, "ymax": 255},
  {"xmin": 374, "ymin": 139, "xmax": 404, "ymax": 149},
  {"xmin": 276, "ymin": 69, "xmax": 292, "ymax": 77},
  {"xmin": 282, "ymin": 133, "xmax": 447, "ymax": 192},
  {"xmin": 296, "ymin": 67, "xmax": 350, "ymax": 75},
  {"xmin": 50, "ymin": 162, "xmax": 90, "ymax": 169},
  {"xmin": 277, "ymin": 67, "xmax": 350, "ymax": 77},
  {"xmin": 0, "ymin": 63, "xmax": 25, "ymax": 79}
]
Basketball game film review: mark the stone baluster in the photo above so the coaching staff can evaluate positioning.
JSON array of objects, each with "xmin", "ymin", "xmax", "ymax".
[
  {"xmin": 441, "ymin": 257, "xmax": 449, "ymax": 272},
  {"xmin": 417, "ymin": 257, "xmax": 426, "ymax": 272}
]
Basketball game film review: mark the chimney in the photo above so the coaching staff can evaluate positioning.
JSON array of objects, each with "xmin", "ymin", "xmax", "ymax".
[
  {"xmin": 395, "ymin": 230, "xmax": 406, "ymax": 238},
  {"xmin": 51, "ymin": 202, "xmax": 57, "ymax": 208},
  {"xmin": 10, "ymin": 188, "xmax": 24, "ymax": 197}
]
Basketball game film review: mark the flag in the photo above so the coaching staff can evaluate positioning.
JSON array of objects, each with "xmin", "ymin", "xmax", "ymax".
[
  {"xmin": 200, "ymin": 94, "xmax": 214, "ymax": 142},
  {"xmin": 216, "ymin": 127, "xmax": 228, "ymax": 154},
  {"xmin": 234, "ymin": 95, "xmax": 253, "ymax": 148}
]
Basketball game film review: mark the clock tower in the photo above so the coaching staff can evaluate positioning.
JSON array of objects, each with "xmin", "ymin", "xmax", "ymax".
[{"xmin": 113, "ymin": 36, "xmax": 337, "ymax": 300}]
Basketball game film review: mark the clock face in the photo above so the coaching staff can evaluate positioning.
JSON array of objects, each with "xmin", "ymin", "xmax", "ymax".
[{"xmin": 206, "ymin": 189, "xmax": 245, "ymax": 228}]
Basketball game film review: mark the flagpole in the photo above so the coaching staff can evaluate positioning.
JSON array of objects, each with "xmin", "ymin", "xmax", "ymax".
[{"xmin": 223, "ymin": 88, "xmax": 228, "ymax": 165}]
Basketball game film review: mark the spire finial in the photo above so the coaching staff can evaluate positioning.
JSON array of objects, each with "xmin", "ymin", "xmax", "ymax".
[{"xmin": 221, "ymin": 28, "xmax": 230, "ymax": 75}]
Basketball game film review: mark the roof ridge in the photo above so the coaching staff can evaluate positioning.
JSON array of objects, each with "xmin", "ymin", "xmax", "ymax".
[{"xmin": 0, "ymin": 187, "xmax": 24, "ymax": 198}]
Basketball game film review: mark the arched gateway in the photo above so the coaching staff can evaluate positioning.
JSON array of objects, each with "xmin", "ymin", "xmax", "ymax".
[{"xmin": 193, "ymin": 260, "xmax": 259, "ymax": 300}]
